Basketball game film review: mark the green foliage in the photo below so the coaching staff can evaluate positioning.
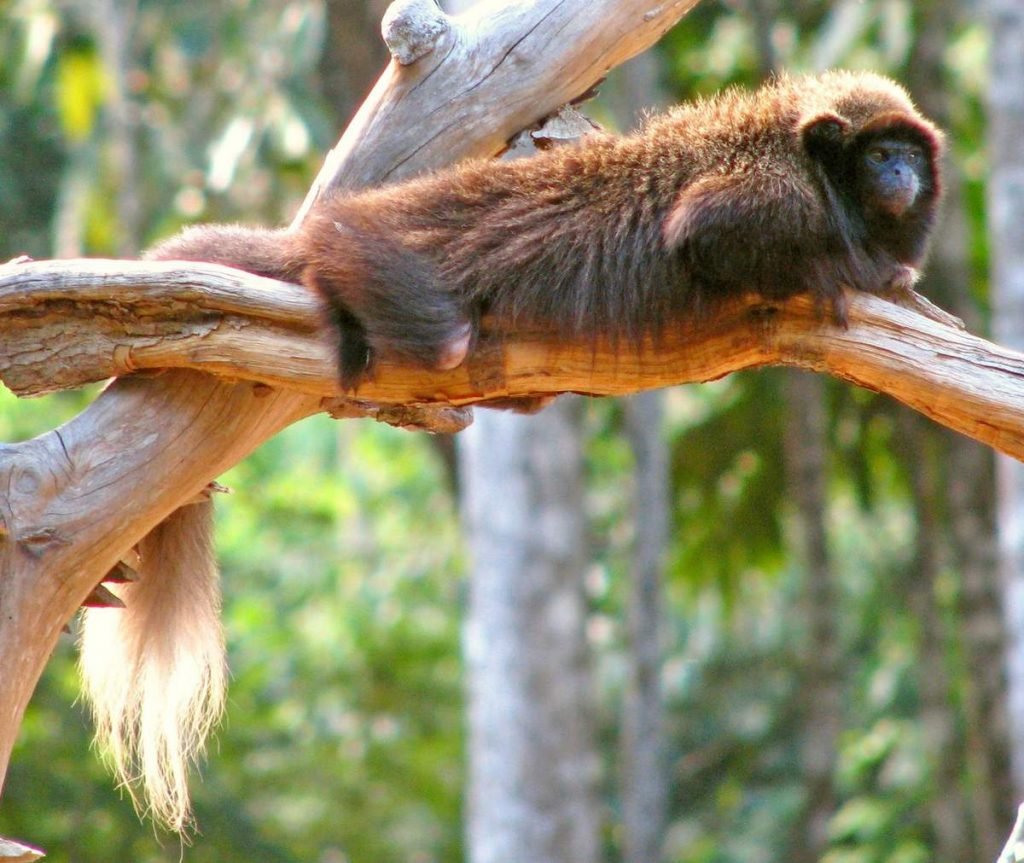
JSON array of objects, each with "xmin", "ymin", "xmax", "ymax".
[
  {"xmin": 668, "ymin": 375, "xmax": 788, "ymax": 594},
  {"xmin": 195, "ymin": 419, "xmax": 465, "ymax": 863}
]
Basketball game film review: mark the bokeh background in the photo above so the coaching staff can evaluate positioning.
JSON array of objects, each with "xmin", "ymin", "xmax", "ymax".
[{"xmin": 0, "ymin": 1, "xmax": 1016, "ymax": 861}]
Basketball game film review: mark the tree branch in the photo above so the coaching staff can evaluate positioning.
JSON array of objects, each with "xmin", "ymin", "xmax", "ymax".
[
  {"xmin": 3, "ymin": 256, "xmax": 1023, "ymax": 460},
  {"xmin": 293, "ymin": 0, "xmax": 699, "ymax": 218},
  {"xmin": 0, "ymin": 0, "xmax": 698, "ymax": 832}
]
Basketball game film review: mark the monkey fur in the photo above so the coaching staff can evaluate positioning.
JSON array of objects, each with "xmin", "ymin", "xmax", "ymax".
[
  {"xmin": 79, "ymin": 499, "xmax": 223, "ymax": 833},
  {"xmin": 83, "ymin": 71, "xmax": 942, "ymax": 832},
  {"xmin": 148, "ymin": 70, "xmax": 943, "ymax": 390}
]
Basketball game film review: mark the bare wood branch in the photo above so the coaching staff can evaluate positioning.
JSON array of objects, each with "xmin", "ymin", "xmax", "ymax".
[
  {"xmin": 4, "ymin": 255, "xmax": 1024, "ymax": 461},
  {"xmin": 292, "ymin": 0, "xmax": 700, "ymax": 220},
  {"xmin": 0, "ymin": 0, "xmax": 696, "ymax": 824},
  {"xmin": 0, "ymin": 259, "xmax": 322, "ymax": 397},
  {"xmin": 0, "ymin": 837, "xmax": 44, "ymax": 863}
]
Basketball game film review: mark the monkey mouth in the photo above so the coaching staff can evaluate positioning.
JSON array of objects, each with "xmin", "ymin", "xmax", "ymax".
[{"xmin": 879, "ymin": 187, "xmax": 918, "ymax": 217}]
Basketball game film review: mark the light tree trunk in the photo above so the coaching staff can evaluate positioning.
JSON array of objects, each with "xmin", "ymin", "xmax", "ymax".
[
  {"xmin": 621, "ymin": 392, "xmax": 670, "ymax": 863},
  {"xmin": 783, "ymin": 370, "xmax": 842, "ymax": 862},
  {"xmin": 988, "ymin": 0, "xmax": 1024, "ymax": 802},
  {"xmin": 459, "ymin": 400, "xmax": 601, "ymax": 863},
  {"xmin": 908, "ymin": 2, "xmax": 1012, "ymax": 850},
  {"xmin": 444, "ymin": 1, "xmax": 604, "ymax": 858},
  {"xmin": 897, "ymin": 416, "xmax": 973, "ymax": 861},
  {"xmin": 91, "ymin": 0, "xmax": 141, "ymax": 256}
]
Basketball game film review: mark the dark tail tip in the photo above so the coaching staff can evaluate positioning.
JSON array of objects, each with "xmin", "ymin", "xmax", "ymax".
[{"xmin": 322, "ymin": 301, "xmax": 372, "ymax": 391}]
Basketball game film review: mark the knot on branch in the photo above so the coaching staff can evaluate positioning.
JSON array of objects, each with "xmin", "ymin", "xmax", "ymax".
[{"xmin": 381, "ymin": 0, "xmax": 451, "ymax": 65}]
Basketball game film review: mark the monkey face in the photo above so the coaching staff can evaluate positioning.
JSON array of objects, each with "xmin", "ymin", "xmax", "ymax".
[{"xmin": 857, "ymin": 137, "xmax": 929, "ymax": 218}]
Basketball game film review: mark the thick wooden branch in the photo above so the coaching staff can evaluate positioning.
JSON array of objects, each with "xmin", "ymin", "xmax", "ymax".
[
  {"xmin": 293, "ymin": 0, "xmax": 699, "ymax": 219},
  {"xmin": 3, "ymin": 256, "xmax": 1023, "ymax": 461},
  {"xmin": 0, "ymin": 0, "xmax": 697, "ymax": 839},
  {"xmin": 0, "ymin": 259, "xmax": 323, "ymax": 397}
]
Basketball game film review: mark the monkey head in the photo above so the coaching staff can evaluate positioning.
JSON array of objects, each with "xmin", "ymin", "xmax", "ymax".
[{"xmin": 799, "ymin": 86, "xmax": 944, "ymax": 272}]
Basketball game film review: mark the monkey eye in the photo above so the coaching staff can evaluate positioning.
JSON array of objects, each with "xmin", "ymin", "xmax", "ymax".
[{"xmin": 865, "ymin": 147, "xmax": 888, "ymax": 164}]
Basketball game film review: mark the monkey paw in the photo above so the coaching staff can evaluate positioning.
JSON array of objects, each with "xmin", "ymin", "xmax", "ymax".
[{"xmin": 884, "ymin": 264, "xmax": 920, "ymax": 295}]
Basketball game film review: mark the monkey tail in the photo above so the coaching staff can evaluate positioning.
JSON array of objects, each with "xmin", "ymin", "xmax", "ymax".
[
  {"xmin": 78, "ymin": 499, "xmax": 226, "ymax": 832},
  {"xmin": 144, "ymin": 224, "xmax": 304, "ymax": 283}
]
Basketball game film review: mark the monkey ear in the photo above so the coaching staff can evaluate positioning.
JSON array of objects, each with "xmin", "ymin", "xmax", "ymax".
[{"xmin": 800, "ymin": 111, "xmax": 851, "ymax": 159}]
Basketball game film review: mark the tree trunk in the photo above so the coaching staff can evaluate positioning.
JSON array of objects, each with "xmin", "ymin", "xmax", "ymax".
[
  {"xmin": 459, "ymin": 400, "xmax": 601, "ymax": 863},
  {"xmin": 987, "ymin": 0, "xmax": 1024, "ymax": 801},
  {"xmin": 908, "ymin": 4, "xmax": 1012, "ymax": 851},
  {"xmin": 899, "ymin": 416, "xmax": 973, "ymax": 860},
  {"xmin": 91, "ymin": 0, "xmax": 141, "ymax": 256},
  {"xmin": 602, "ymin": 50, "xmax": 673, "ymax": 863},
  {"xmin": 318, "ymin": 0, "xmax": 390, "ymax": 125},
  {"xmin": 947, "ymin": 427, "xmax": 1013, "ymax": 856},
  {"xmin": 621, "ymin": 392, "xmax": 669, "ymax": 863},
  {"xmin": 783, "ymin": 370, "xmax": 841, "ymax": 862}
]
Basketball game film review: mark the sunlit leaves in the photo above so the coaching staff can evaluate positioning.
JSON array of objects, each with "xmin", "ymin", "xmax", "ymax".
[{"xmin": 55, "ymin": 40, "xmax": 105, "ymax": 142}]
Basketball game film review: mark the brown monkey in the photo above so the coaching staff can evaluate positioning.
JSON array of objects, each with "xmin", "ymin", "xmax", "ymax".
[
  {"xmin": 148, "ymin": 70, "xmax": 943, "ymax": 389},
  {"xmin": 83, "ymin": 70, "xmax": 942, "ymax": 832}
]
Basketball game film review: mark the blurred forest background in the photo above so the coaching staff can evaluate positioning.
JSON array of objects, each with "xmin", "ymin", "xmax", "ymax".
[{"xmin": 0, "ymin": 0, "xmax": 1020, "ymax": 861}]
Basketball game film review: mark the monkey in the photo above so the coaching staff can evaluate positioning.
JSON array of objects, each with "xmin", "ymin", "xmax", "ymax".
[
  {"xmin": 80, "ymin": 70, "xmax": 942, "ymax": 832},
  {"xmin": 147, "ymin": 69, "xmax": 943, "ymax": 391}
]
